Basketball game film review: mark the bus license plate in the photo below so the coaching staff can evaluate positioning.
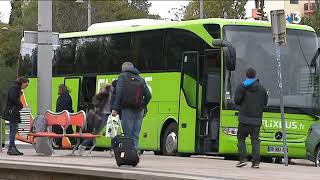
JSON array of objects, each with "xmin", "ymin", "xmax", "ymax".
[{"xmin": 267, "ymin": 146, "xmax": 284, "ymax": 153}]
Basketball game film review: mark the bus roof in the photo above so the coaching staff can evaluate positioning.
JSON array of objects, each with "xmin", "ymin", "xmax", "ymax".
[{"xmin": 60, "ymin": 18, "xmax": 315, "ymax": 39}]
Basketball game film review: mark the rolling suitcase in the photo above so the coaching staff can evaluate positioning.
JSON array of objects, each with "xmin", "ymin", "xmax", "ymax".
[
  {"xmin": 111, "ymin": 135, "xmax": 139, "ymax": 167},
  {"xmin": 109, "ymin": 115, "xmax": 139, "ymax": 167}
]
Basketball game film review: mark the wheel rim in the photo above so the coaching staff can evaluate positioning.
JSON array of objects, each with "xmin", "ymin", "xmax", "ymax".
[
  {"xmin": 165, "ymin": 132, "xmax": 177, "ymax": 154},
  {"xmin": 317, "ymin": 150, "xmax": 320, "ymax": 167}
]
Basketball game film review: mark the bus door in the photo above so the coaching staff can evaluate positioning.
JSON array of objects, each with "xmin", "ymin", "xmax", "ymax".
[
  {"xmin": 64, "ymin": 77, "xmax": 81, "ymax": 112},
  {"xmin": 178, "ymin": 51, "xmax": 200, "ymax": 153},
  {"xmin": 199, "ymin": 49, "xmax": 221, "ymax": 153}
]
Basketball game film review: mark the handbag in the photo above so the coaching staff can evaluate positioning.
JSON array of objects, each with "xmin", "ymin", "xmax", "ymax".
[{"xmin": 105, "ymin": 115, "xmax": 122, "ymax": 138}]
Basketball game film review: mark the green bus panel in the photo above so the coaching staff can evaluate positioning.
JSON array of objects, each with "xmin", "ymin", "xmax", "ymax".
[
  {"xmin": 64, "ymin": 77, "xmax": 81, "ymax": 113},
  {"xmin": 24, "ymin": 77, "xmax": 80, "ymax": 116},
  {"xmin": 178, "ymin": 91, "xmax": 196, "ymax": 153},
  {"xmin": 219, "ymin": 110, "xmax": 316, "ymax": 158},
  {"xmin": 95, "ymin": 72, "xmax": 181, "ymax": 151}
]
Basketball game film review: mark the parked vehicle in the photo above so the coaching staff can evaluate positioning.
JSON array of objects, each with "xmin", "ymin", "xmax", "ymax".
[{"xmin": 306, "ymin": 123, "xmax": 320, "ymax": 167}]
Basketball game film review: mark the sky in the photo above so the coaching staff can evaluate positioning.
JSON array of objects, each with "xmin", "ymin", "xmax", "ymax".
[
  {"xmin": 0, "ymin": 0, "xmax": 190, "ymax": 23},
  {"xmin": 0, "ymin": 0, "xmax": 11, "ymax": 23}
]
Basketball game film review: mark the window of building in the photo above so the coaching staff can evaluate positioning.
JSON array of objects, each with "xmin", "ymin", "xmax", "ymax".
[{"xmin": 290, "ymin": 0, "xmax": 299, "ymax": 4}]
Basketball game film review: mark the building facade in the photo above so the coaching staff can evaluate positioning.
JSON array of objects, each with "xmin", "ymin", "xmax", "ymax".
[{"xmin": 246, "ymin": 0, "xmax": 316, "ymax": 21}]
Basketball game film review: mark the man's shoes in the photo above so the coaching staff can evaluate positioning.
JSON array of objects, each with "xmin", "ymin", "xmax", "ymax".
[
  {"xmin": 236, "ymin": 161, "xmax": 247, "ymax": 167},
  {"xmin": 251, "ymin": 164, "xmax": 260, "ymax": 169},
  {"xmin": 7, "ymin": 146, "xmax": 23, "ymax": 156}
]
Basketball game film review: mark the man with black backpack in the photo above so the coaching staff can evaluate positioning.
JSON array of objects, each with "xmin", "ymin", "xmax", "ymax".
[{"xmin": 111, "ymin": 62, "xmax": 151, "ymax": 151}]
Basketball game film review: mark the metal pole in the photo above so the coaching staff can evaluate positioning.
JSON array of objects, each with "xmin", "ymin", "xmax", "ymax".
[
  {"xmin": 88, "ymin": 0, "xmax": 92, "ymax": 27},
  {"xmin": 38, "ymin": 0, "xmax": 52, "ymax": 115},
  {"xmin": 200, "ymin": 0, "xmax": 204, "ymax": 19},
  {"xmin": 275, "ymin": 43, "xmax": 289, "ymax": 166}
]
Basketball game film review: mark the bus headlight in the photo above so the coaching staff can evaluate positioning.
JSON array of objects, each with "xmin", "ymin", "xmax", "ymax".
[{"xmin": 223, "ymin": 128, "xmax": 238, "ymax": 136}]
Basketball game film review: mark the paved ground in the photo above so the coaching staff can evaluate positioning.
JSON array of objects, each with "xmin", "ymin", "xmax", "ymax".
[{"xmin": 0, "ymin": 146, "xmax": 319, "ymax": 180}]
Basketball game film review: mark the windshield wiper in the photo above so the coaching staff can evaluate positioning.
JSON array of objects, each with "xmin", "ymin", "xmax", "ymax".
[
  {"xmin": 290, "ymin": 107, "xmax": 320, "ymax": 120},
  {"xmin": 265, "ymin": 106, "xmax": 319, "ymax": 120},
  {"xmin": 310, "ymin": 48, "xmax": 320, "ymax": 67}
]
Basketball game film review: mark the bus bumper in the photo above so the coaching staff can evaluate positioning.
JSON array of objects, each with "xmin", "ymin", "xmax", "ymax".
[{"xmin": 219, "ymin": 134, "xmax": 306, "ymax": 159}]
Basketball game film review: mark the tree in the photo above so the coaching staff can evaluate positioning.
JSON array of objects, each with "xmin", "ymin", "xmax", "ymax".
[
  {"xmin": 168, "ymin": 5, "xmax": 187, "ymax": 21},
  {"xmin": 302, "ymin": 11, "xmax": 320, "ymax": 34},
  {"xmin": 130, "ymin": 0, "xmax": 151, "ymax": 14},
  {"xmin": 9, "ymin": 0, "xmax": 23, "ymax": 25},
  {"xmin": 20, "ymin": 0, "xmax": 159, "ymax": 33},
  {"xmin": 184, "ymin": 0, "xmax": 247, "ymax": 20}
]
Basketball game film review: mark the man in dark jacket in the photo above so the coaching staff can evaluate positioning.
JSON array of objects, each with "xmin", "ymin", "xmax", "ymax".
[
  {"xmin": 111, "ymin": 62, "xmax": 151, "ymax": 150},
  {"xmin": 234, "ymin": 68, "xmax": 268, "ymax": 168},
  {"xmin": 3, "ymin": 77, "xmax": 29, "ymax": 155}
]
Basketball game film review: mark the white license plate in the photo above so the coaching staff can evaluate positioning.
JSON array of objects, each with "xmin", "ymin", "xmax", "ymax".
[{"xmin": 267, "ymin": 146, "xmax": 285, "ymax": 153}]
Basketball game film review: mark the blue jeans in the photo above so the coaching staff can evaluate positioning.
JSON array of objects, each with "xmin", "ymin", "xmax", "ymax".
[
  {"xmin": 121, "ymin": 109, "xmax": 143, "ymax": 150},
  {"xmin": 81, "ymin": 113, "xmax": 109, "ymax": 147},
  {"xmin": 9, "ymin": 121, "xmax": 18, "ymax": 147}
]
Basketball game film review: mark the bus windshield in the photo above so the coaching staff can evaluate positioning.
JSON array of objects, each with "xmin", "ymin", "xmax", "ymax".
[{"xmin": 224, "ymin": 25, "xmax": 319, "ymax": 113}]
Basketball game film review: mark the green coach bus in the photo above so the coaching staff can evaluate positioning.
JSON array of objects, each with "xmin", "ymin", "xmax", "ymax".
[{"xmin": 19, "ymin": 18, "xmax": 320, "ymax": 159}]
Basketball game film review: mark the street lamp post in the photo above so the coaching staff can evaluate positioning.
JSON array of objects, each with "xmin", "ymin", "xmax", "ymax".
[
  {"xmin": 76, "ymin": 0, "xmax": 92, "ymax": 28},
  {"xmin": 200, "ymin": 0, "xmax": 204, "ymax": 19}
]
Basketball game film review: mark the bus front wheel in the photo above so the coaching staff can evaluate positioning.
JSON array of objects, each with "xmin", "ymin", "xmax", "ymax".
[{"xmin": 162, "ymin": 123, "xmax": 178, "ymax": 156}]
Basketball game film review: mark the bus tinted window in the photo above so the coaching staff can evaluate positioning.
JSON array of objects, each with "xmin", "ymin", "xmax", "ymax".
[
  {"xmin": 165, "ymin": 29, "xmax": 205, "ymax": 71},
  {"xmin": 204, "ymin": 24, "xmax": 220, "ymax": 39},
  {"xmin": 53, "ymin": 39, "xmax": 76, "ymax": 75},
  {"xmin": 132, "ymin": 30, "xmax": 165, "ymax": 71},
  {"xmin": 101, "ymin": 34, "xmax": 131, "ymax": 73},
  {"xmin": 75, "ymin": 37, "xmax": 102, "ymax": 73},
  {"xmin": 20, "ymin": 43, "xmax": 37, "ymax": 76}
]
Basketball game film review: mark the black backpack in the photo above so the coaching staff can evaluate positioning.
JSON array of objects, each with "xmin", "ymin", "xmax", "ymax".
[{"xmin": 121, "ymin": 75, "xmax": 145, "ymax": 111}]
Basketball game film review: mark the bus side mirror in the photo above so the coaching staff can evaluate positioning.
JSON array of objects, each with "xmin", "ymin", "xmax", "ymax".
[{"xmin": 212, "ymin": 39, "xmax": 236, "ymax": 71}]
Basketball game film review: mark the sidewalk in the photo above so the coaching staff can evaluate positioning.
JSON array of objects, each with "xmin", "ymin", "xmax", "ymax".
[{"xmin": 0, "ymin": 148, "xmax": 319, "ymax": 180}]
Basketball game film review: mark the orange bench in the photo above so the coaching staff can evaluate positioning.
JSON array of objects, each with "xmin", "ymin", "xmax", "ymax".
[
  {"xmin": 29, "ymin": 110, "xmax": 69, "ymax": 139},
  {"xmin": 66, "ymin": 111, "xmax": 99, "ymax": 155},
  {"xmin": 30, "ymin": 110, "xmax": 98, "ymax": 155}
]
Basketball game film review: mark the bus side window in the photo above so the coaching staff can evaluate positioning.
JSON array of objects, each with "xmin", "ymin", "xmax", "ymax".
[
  {"xmin": 131, "ymin": 30, "xmax": 165, "ymax": 72},
  {"xmin": 100, "ymin": 34, "xmax": 131, "ymax": 73},
  {"xmin": 75, "ymin": 37, "xmax": 101, "ymax": 74},
  {"xmin": 53, "ymin": 39, "xmax": 76, "ymax": 75},
  {"xmin": 165, "ymin": 29, "xmax": 205, "ymax": 71}
]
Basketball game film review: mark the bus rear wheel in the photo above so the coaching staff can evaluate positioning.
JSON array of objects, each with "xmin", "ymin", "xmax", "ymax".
[{"xmin": 162, "ymin": 123, "xmax": 178, "ymax": 156}]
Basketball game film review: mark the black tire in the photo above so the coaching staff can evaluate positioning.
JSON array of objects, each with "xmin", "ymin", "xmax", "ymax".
[
  {"xmin": 274, "ymin": 157, "xmax": 282, "ymax": 164},
  {"xmin": 162, "ymin": 123, "xmax": 178, "ymax": 156},
  {"xmin": 315, "ymin": 146, "xmax": 320, "ymax": 167}
]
